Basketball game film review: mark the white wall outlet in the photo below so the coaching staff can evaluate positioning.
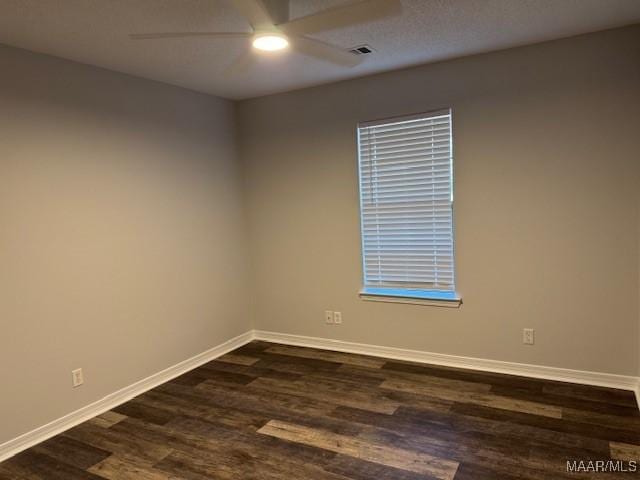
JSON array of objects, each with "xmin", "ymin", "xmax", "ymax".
[
  {"xmin": 333, "ymin": 311, "xmax": 343, "ymax": 324},
  {"xmin": 523, "ymin": 328, "xmax": 535, "ymax": 345},
  {"xmin": 72, "ymin": 368, "xmax": 84, "ymax": 387},
  {"xmin": 325, "ymin": 310, "xmax": 334, "ymax": 324}
]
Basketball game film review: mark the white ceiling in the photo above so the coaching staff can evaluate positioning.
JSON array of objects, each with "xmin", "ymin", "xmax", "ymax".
[{"xmin": 1, "ymin": 0, "xmax": 639, "ymax": 100}]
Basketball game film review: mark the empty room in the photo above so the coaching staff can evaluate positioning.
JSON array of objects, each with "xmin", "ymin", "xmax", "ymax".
[{"xmin": 1, "ymin": 0, "xmax": 639, "ymax": 478}]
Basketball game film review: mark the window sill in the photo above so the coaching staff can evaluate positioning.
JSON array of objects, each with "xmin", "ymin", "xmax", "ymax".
[{"xmin": 359, "ymin": 288, "xmax": 462, "ymax": 308}]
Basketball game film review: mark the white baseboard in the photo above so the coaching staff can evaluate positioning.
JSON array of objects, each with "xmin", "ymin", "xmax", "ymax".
[
  {"xmin": 2, "ymin": 329, "xmax": 638, "ymax": 463},
  {"xmin": 0, "ymin": 330, "xmax": 254, "ymax": 463},
  {"xmin": 254, "ymin": 330, "xmax": 640, "ymax": 400}
]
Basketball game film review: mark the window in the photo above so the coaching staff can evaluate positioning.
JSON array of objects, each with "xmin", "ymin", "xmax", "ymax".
[{"xmin": 357, "ymin": 109, "xmax": 459, "ymax": 306}]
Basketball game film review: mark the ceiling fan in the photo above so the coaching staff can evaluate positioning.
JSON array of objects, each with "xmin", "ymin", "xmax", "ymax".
[{"xmin": 130, "ymin": 0, "xmax": 402, "ymax": 70}]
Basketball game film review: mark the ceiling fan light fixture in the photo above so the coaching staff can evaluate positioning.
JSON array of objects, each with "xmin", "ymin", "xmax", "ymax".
[{"xmin": 252, "ymin": 33, "xmax": 289, "ymax": 51}]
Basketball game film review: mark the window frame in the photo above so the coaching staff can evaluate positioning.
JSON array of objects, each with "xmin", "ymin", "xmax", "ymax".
[{"xmin": 356, "ymin": 109, "xmax": 461, "ymax": 307}]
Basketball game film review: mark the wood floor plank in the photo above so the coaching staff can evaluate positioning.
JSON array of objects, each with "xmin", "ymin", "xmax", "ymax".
[
  {"xmin": 450, "ymin": 402, "xmax": 640, "ymax": 445},
  {"xmin": 32, "ymin": 435, "xmax": 111, "ymax": 470},
  {"xmin": 0, "ymin": 470, "xmax": 23, "ymax": 480},
  {"xmin": 491, "ymin": 384, "xmax": 640, "ymax": 417},
  {"xmin": 379, "ymin": 387, "xmax": 454, "ymax": 413},
  {"xmin": 247, "ymin": 351, "xmax": 344, "ymax": 374},
  {"xmin": 190, "ymin": 378, "xmax": 337, "ymax": 418},
  {"xmin": 251, "ymin": 358, "xmax": 339, "ymax": 376},
  {"xmin": 248, "ymin": 376, "xmax": 401, "ymax": 414},
  {"xmin": 329, "ymin": 406, "xmax": 580, "ymax": 479},
  {"xmin": 112, "ymin": 416, "xmax": 343, "ymax": 479},
  {"xmin": 1, "ymin": 450, "xmax": 105, "ymax": 480},
  {"xmin": 0, "ymin": 457, "xmax": 40, "ymax": 480},
  {"xmin": 161, "ymin": 415, "xmax": 341, "ymax": 466},
  {"xmin": 2, "ymin": 341, "xmax": 638, "ymax": 480},
  {"xmin": 453, "ymin": 462, "xmax": 522, "ymax": 480},
  {"xmin": 199, "ymin": 358, "xmax": 302, "ymax": 382},
  {"xmin": 542, "ymin": 383, "xmax": 638, "ymax": 408},
  {"xmin": 230, "ymin": 340, "xmax": 273, "ymax": 356},
  {"xmin": 332, "ymin": 405, "xmax": 610, "ymax": 455},
  {"xmin": 166, "ymin": 366, "xmax": 254, "ymax": 389},
  {"xmin": 258, "ymin": 419, "xmax": 459, "ymax": 479},
  {"xmin": 382, "ymin": 360, "xmax": 554, "ymax": 391},
  {"xmin": 113, "ymin": 401, "xmax": 176, "ymax": 426},
  {"xmin": 216, "ymin": 353, "xmax": 260, "ymax": 366},
  {"xmin": 265, "ymin": 344, "xmax": 387, "ymax": 368},
  {"xmin": 610, "ymin": 441, "xmax": 640, "ymax": 461},
  {"xmin": 88, "ymin": 410, "xmax": 128, "ymax": 429},
  {"xmin": 381, "ymin": 377, "xmax": 563, "ymax": 418},
  {"xmin": 88, "ymin": 455, "xmax": 182, "ymax": 480},
  {"xmin": 163, "ymin": 379, "xmax": 363, "ymax": 436},
  {"xmin": 63, "ymin": 421, "xmax": 173, "ymax": 465},
  {"xmin": 326, "ymin": 454, "xmax": 439, "ymax": 480},
  {"xmin": 354, "ymin": 419, "xmax": 531, "ymax": 465},
  {"xmin": 155, "ymin": 447, "xmax": 350, "ymax": 480},
  {"xmin": 293, "ymin": 360, "xmax": 491, "ymax": 396},
  {"xmin": 561, "ymin": 406, "xmax": 640, "ymax": 431},
  {"xmin": 133, "ymin": 390, "xmax": 269, "ymax": 433}
]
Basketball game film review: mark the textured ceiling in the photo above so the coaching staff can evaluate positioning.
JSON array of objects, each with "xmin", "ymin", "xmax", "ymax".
[{"xmin": 1, "ymin": 0, "xmax": 639, "ymax": 100}]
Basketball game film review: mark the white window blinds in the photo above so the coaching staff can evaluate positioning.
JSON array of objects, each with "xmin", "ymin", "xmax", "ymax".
[{"xmin": 357, "ymin": 110, "xmax": 455, "ymax": 293}]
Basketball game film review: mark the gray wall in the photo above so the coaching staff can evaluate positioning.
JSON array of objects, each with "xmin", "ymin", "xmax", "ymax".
[
  {"xmin": 238, "ymin": 26, "xmax": 640, "ymax": 376},
  {"xmin": 0, "ymin": 44, "xmax": 250, "ymax": 444}
]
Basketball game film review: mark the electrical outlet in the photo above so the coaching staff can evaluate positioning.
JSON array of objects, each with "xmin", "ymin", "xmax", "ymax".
[
  {"xmin": 72, "ymin": 368, "xmax": 84, "ymax": 387},
  {"xmin": 325, "ymin": 310, "xmax": 334, "ymax": 324},
  {"xmin": 523, "ymin": 328, "xmax": 535, "ymax": 345},
  {"xmin": 333, "ymin": 311, "xmax": 342, "ymax": 324}
]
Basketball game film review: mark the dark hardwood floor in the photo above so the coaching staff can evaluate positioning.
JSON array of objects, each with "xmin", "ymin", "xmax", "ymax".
[{"xmin": 1, "ymin": 341, "xmax": 639, "ymax": 479}]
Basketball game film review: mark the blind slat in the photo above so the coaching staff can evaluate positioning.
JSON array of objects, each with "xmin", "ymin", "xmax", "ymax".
[
  {"xmin": 360, "ymin": 122, "xmax": 450, "ymax": 138},
  {"xmin": 360, "ymin": 147, "xmax": 451, "ymax": 163},
  {"xmin": 360, "ymin": 139, "xmax": 451, "ymax": 156},
  {"xmin": 360, "ymin": 134, "xmax": 451, "ymax": 153},
  {"xmin": 361, "ymin": 156, "xmax": 451, "ymax": 166}
]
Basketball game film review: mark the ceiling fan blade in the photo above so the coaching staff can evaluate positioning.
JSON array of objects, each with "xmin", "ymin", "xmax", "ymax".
[
  {"xmin": 224, "ymin": 50, "xmax": 256, "ymax": 77},
  {"xmin": 279, "ymin": 0, "xmax": 401, "ymax": 36},
  {"xmin": 130, "ymin": 32, "xmax": 252, "ymax": 40},
  {"xmin": 261, "ymin": 0, "xmax": 290, "ymax": 24},
  {"xmin": 290, "ymin": 36, "xmax": 363, "ymax": 68},
  {"xmin": 229, "ymin": 0, "xmax": 275, "ymax": 30}
]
